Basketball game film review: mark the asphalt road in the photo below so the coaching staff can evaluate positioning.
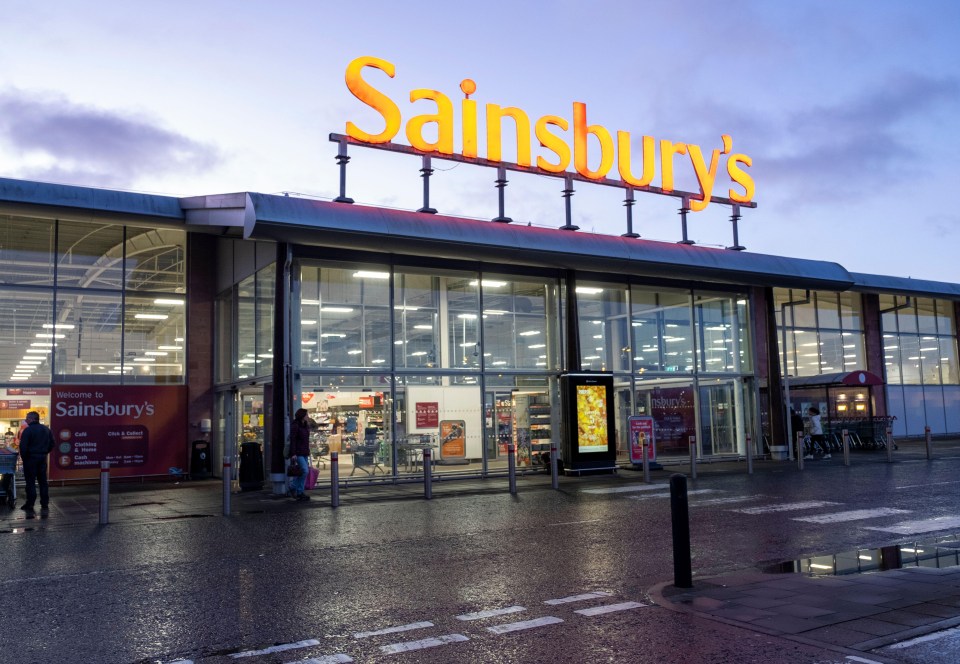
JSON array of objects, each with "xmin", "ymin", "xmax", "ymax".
[{"xmin": 5, "ymin": 454, "xmax": 960, "ymax": 664}]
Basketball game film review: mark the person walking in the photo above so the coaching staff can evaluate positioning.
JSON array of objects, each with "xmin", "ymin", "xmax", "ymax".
[
  {"xmin": 18, "ymin": 411, "xmax": 54, "ymax": 514},
  {"xmin": 287, "ymin": 408, "xmax": 311, "ymax": 502},
  {"xmin": 807, "ymin": 406, "xmax": 831, "ymax": 459}
]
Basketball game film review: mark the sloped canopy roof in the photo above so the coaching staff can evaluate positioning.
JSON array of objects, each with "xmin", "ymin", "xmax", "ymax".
[{"xmin": 788, "ymin": 371, "xmax": 884, "ymax": 388}]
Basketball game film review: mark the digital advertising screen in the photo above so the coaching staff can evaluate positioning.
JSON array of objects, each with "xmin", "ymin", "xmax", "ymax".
[{"xmin": 560, "ymin": 373, "xmax": 616, "ymax": 471}]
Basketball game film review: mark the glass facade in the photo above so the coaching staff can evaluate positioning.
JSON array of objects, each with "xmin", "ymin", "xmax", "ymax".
[
  {"xmin": 881, "ymin": 296, "xmax": 960, "ymax": 435},
  {"xmin": 774, "ymin": 289, "xmax": 865, "ymax": 377},
  {"xmin": 0, "ymin": 214, "xmax": 187, "ymax": 386}
]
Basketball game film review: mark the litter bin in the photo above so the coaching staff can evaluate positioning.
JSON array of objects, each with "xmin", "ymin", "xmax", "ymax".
[
  {"xmin": 239, "ymin": 441, "xmax": 264, "ymax": 491},
  {"xmin": 190, "ymin": 440, "xmax": 212, "ymax": 480}
]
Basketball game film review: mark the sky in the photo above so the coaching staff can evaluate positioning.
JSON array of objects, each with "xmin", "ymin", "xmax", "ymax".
[{"xmin": 0, "ymin": 0, "xmax": 958, "ymax": 282}]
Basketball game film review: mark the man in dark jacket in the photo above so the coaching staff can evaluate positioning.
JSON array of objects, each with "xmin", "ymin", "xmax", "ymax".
[{"xmin": 18, "ymin": 411, "xmax": 54, "ymax": 513}]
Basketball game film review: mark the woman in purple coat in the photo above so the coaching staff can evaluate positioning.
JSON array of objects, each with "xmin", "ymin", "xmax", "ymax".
[{"xmin": 288, "ymin": 408, "xmax": 312, "ymax": 501}]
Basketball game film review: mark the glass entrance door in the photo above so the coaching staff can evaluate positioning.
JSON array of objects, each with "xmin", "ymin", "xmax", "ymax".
[
  {"xmin": 485, "ymin": 391, "xmax": 513, "ymax": 465},
  {"xmin": 698, "ymin": 380, "xmax": 739, "ymax": 456}
]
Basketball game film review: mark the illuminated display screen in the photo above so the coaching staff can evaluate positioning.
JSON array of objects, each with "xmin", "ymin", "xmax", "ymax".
[{"xmin": 576, "ymin": 384, "xmax": 608, "ymax": 453}]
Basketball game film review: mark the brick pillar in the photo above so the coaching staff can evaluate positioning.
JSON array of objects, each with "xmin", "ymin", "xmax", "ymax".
[{"xmin": 861, "ymin": 293, "xmax": 887, "ymax": 417}]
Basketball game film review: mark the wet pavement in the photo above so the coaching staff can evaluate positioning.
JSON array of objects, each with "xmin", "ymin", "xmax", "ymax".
[{"xmin": 3, "ymin": 437, "xmax": 960, "ymax": 663}]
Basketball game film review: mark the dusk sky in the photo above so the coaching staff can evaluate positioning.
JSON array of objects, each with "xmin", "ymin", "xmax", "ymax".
[{"xmin": 1, "ymin": 1, "xmax": 957, "ymax": 282}]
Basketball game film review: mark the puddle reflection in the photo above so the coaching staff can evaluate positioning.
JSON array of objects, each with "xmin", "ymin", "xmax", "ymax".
[{"xmin": 765, "ymin": 533, "xmax": 960, "ymax": 576}]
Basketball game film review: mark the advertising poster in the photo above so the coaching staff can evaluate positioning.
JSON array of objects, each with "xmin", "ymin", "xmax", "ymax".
[
  {"xmin": 576, "ymin": 384, "xmax": 608, "ymax": 453},
  {"xmin": 649, "ymin": 386, "xmax": 696, "ymax": 456},
  {"xmin": 629, "ymin": 416, "xmax": 656, "ymax": 464},
  {"xmin": 49, "ymin": 385, "xmax": 187, "ymax": 480},
  {"xmin": 415, "ymin": 401, "xmax": 439, "ymax": 428},
  {"xmin": 439, "ymin": 420, "xmax": 466, "ymax": 460}
]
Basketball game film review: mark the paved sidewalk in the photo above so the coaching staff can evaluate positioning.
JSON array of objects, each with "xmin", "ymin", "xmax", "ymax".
[{"xmin": 651, "ymin": 566, "xmax": 960, "ymax": 662}]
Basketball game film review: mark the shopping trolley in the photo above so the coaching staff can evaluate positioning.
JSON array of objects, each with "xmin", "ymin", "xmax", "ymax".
[{"xmin": 0, "ymin": 452, "xmax": 18, "ymax": 507}]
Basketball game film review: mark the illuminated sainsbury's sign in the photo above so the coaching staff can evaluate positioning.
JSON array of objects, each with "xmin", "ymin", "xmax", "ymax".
[{"xmin": 344, "ymin": 55, "xmax": 755, "ymax": 212}]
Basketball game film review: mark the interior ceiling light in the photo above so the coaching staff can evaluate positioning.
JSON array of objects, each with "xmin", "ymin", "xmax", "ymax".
[
  {"xmin": 35, "ymin": 333, "xmax": 65, "ymax": 339},
  {"xmin": 519, "ymin": 330, "xmax": 540, "ymax": 336},
  {"xmin": 353, "ymin": 270, "xmax": 389, "ymax": 279},
  {"xmin": 321, "ymin": 307, "xmax": 354, "ymax": 313},
  {"xmin": 575, "ymin": 287, "xmax": 603, "ymax": 294},
  {"xmin": 157, "ymin": 345, "xmax": 183, "ymax": 351},
  {"xmin": 301, "ymin": 319, "xmax": 317, "ymax": 325},
  {"xmin": 468, "ymin": 279, "xmax": 506, "ymax": 287},
  {"xmin": 135, "ymin": 313, "xmax": 168, "ymax": 320},
  {"xmin": 153, "ymin": 298, "xmax": 185, "ymax": 305},
  {"xmin": 42, "ymin": 323, "xmax": 75, "ymax": 329}
]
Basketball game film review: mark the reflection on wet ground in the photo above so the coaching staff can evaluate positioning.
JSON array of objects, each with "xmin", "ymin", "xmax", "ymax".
[{"xmin": 763, "ymin": 533, "xmax": 960, "ymax": 576}]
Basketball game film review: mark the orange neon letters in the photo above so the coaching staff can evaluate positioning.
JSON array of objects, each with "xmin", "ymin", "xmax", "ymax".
[{"xmin": 344, "ymin": 56, "xmax": 755, "ymax": 210}]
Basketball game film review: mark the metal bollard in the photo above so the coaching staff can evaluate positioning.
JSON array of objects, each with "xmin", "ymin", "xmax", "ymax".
[
  {"xmin": 745, "ymin": 433, "xmax": 753, "ymax": 475},
  {"xmin": 670, "ymin": 474, "xmax": 693, "ymax": 588},
  {"xmin": 99, "ymin": 461, "xmax": 110, "ymax": 525},
  {"xmin": 330, "ymin": 452, "xmax": 340, "ymax": 508},
  {"xmin": 842, "ymin": 428, "xmax": 850, "ymax": 466},
  {"xmin": 423, "ymin": 448, "xmax": 433, "ymax": 499},
  {"xmin": 641, "ymin": 435, "xmax": 651, "ymax": 484},
  {"xmin": 507, "ymin": 443, "xmax": 517, "ymax": 495},
  {"xmin": 796, "ymin": 431, "xmax": 804, "ymax": 471},
  {"xmin": 688, "ymin": 435, "xmax": 697, "ymax": 480},
  {"xmin": 550, "ymin": 444, "xmax": 559, "ymax": 490},
  {"xmin": 222, "ymin": 456, "xmax": 231, "ymax": 516},
  {"xmin": 925, "ymin": 426, "xmax": 932, "ymax": 460},
  {"xmin": 886, "ymin": 426, "xmax": 894, "ymax": 463}
]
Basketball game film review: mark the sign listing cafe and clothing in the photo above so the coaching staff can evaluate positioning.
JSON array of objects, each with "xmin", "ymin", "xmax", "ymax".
[{"xmin": 342, "ymin": 55, "xmax": 755, "ymax": 213}]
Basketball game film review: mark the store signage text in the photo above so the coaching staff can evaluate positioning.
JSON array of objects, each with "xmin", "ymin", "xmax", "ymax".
[{"xmin": 345, "ymin": 55, "xmax": 755, "ymax": 212}]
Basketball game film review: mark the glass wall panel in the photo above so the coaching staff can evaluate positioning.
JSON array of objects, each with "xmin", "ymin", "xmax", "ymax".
[
  {"xmin": 940, "ymin": 337, "xmax": 959, "ymax": 385},
  {"xmin": 816, "ymin": 292, "xmax": 840, "ymax": 329},
  {"xmin": 301, "ymin": 264, "xmax": 392, "ymax": 370},
  {"xmin": 631, "ymin": 288, "xmax": 693, "ymax": 374},
  {"xmin": 0, "ymin": 289, "xmax": 53, "ymax": 383},
  {"xmin": 899, "ymin": 336, "xmax": 922, "ymax": 385},
  {"xmin": 123, "ymin": 227, "xmax": 186, "ymax": 293},
  {"xmin": 237, "ymin": 275, "xmax": 256, "ymax": 380},
  {"xmin": 839, "ymin": 292, "xmax": 861, "ymax": 330},
  {"xmin": 578, "ymin": 283, "xmax": 628, "ymax": 372},
  {"xmin": 393, "ymin": 271, "xmax": 440, "ymax": 369},
  {"xmin": 883, "ymin": 334, "xmax": 902, "ymax": 384},
  {"xmin": 255, "ymin": 266, "xmax": 275, "ymax": 376},
  {"xmin": 792, "ymin": 329, "xmax": 820, "ymax": 376},
  {"xmin": 841, "ymin": 332, "xmax": 864, "ymax": 371},
  {"xmin": 936, "ymin": 301, "xmax": 955, "ymax": 336},
  {"xmin": 916, "ymin": 298, "xmax": 938, "ymax": 335},
  {"xmin": 0, "ymin": 215, "xmax": 55, "ymax": 286},
  {"xmin": 897, "ymin": 299, "xmax": 918, "ymax": 334},
  {"xmin": 945, "ymin": 386, "xmax": 960, "ymax": 433},
  {"xmin": 123, "ymin": 294, "xmax": 185, "ymax": 382},
  {"xmin": 695, "ymin": 294, "xmax": 748, "ymax": 373},
  {"xmin": 53, "ymin": 290, "xmax": 123, "ymax": 381},
  {"xmin": 775, "ymin": 288, "xmax": 865, "ymax": 379},
  {"xmin": 56, "ymin": 221, "xmax": 125, "ymax": 290},
  {"xmin": 482, "ymin": 275, "xmax": 557, "ymax": 371}
]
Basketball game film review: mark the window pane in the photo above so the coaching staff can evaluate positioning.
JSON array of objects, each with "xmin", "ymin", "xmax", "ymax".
[
  {"xmin": 124, "ymin": 294, "xmax": 185, "ymax": 383},
  {"xmin": 883, "ymin": 333, "xmax": 902, "ymax": 384},
  {"xmin": 879, "ymin": 295, "xmax": 898, "ymax": 333},
  {"xmin": 792, "ymin": 329, "xmax": 819, "ymax": 376},
  {"xmin": 819, "ymin": 331, "xmax": 843, "ymax": 373},
  {"xmin": 394, "ymin": 272, "xmax": 440, "ymax": 368},
  {"xmin": 695, "ymin": 294, "xmax": 745, "ymax": 373},
  {"xmin": 56, "ymin": 220, "xmax": 125, "ymax": 290},
  {"xmin": 898, "ymin": 300, "xmax": 918, "ymax": 334},
  {"xmin": 123, "ymin": 227, "xmax": 186, "ymax": 293},
  {"xmin": 935, "ymin": 300, "xmax": 955, "ymax": 336},
  {"xmin": 255, "ymin": 266, "xmax": 275, "ymax": 377},
  {"xmin": 916, "ymin": 298, "xmax": 937, "ymax": 335},
  {"xmin": 53, "ymin": 290, "xmax": 123, "ymax": 381},
  {"xmin": 940, "ymin": 337, "xmax": 959, "ymax": 385},
  {"xmin": 0, "ymin": 289, "xmax": 53, "ymax": 383},
  {"xmin": 839, "ymin": 292, "xmax": 861, "ymax": 331},
  {"xmin": 841, "ymin": 332, "xmax": 864, "ymax": 371},
  {"xmin": 631, "ymin": 288, "xmax": 692, "ymax": 374},
  {"xmin": 919, "ymin": 334, "xmax": 942, "ymax": 385},
  {"xmin": 577, "ymin": 283, "xmax": 627, "ymax": 372},
  {"xmin": 0, "ymin": 215, "xmax": 54, "ymax": 286},
  {"xmin": 483, "ymin": 275, "xmax": 557, "ymax": 371},
  {"xmin": 815, "ymin": 292, "xmax": 839, "ymax": 329},
  {"xmin": 237, "ymin": 275, "xmax": 256, "ymax": 379},
  {"xmin": 899, "ymin": 335, "xmax": 922, "ymax": 384}
]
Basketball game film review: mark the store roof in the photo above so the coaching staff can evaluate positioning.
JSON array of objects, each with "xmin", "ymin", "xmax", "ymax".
[
  {"xmin": 242, "ymin": 194, "xmax": 856, "ymax": 291},
  {"xmin": 0, "ymin": 176, "xmax": 185, "ymax": 221},
  {"xmin": 850, "ymin": 272, "xmax": 960, "ymax": 299}
]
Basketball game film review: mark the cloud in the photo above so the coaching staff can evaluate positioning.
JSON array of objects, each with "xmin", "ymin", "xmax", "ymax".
[{"xmin": 0, "ymin": 89, "xmax": 220, "ymax": 188}]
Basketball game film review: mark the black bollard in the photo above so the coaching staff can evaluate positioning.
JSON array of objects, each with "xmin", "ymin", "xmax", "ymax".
[{"xmin": 670, "ymin": 473, "xmax": 692, "ymax": 588}]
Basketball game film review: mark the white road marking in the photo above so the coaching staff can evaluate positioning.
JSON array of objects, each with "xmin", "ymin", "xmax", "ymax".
[
  {"xmin": 792, "ymin": 508, "xmax": 911, "ymax": 524},
  {"xmin": 353, "ymin": 621, "xmax": 434, "ymax": 639},
  {"xmin": 692, "ymin": 494, "xmax": 766, "ymax": 505},
  {"xmin": 544, "ymin": 591, "xmax": 614, "ymax": 605},
  {"xmin": 582, "ymin": 484, "xmax": 669, "ymax": 494},
  {"xmin": 230, "ymin": 639, "xmax": 320, "ymax": 658},
  {"xmin": 734, "ymin": 501, "xmax": 839, "ymax": 514},
  {"xmin": 486, "ymin": 616, "xmax": 564, "ymax": 634},
  {"xmin": 865, "ymin": 515, "xmax": 960, "ymax": 535},
  {"xmin": 552, "ymin": 519, "xmax": 604, "ymax": 526},
  {"xmin": 574, "ymin": 601, "xmax": 648, "ymax": 616},
  {"xmin": 292, "ymin": 656, "xmax": 354, "ymax": 664},
  {"xmin": 628, "ymin": 489, "xmax": 717, "ymax": 500},
  {"xmin": 885, "ymin": 625, "xmax": 960, "ymax": 650},
  {"xmin": 844, "ymin": 656, "xmax": 884, "ymax": 663},
  {"xmin": 379, "ymin": 634, "xmax": 468, "ymax": 654},
  {"xmin": 456, "ymin": 606, "xmax": 525, "ymax": 621},
  {"xmin": 897, "ymin": 480, "xmax": 960, "ymax": 490}
]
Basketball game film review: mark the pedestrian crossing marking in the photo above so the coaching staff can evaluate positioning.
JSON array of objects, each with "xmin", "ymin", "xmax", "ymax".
[
  {"xmin": 291, "ymin": 655, "xmax": 354, "ymax": 664},
  {"xmin": 353, "ymin": 621, "xmax": 434, "ymax": 639},
  {"xmin": 486, "ymin": 616, "xmax": 564, "ymax": 634},
  {"xmin": 792, "ymin": 508, "xmax": 911, "ymax": 524},
  {"xmin": 574, "ymin": 601, "xmax": 648, "ymax": 616},
  {"xmin": 380, "ymin": 634, "xmax": 468, "ymax": 654},
  {"xmin": 628, "ymin": 489, "xmax": 717, "ymax": 500},
  {"xmin": 734, "ymin": 501, "xmax": 839, "ymax": 514},
  {"xmin": 456, "ymin": 606, "xmax": 525, "ymax": 621},
  {"xmin": 582, "ymin": 484, "xmax": 669, "ymax": 494},
  {"xmin": 230, "ymin": 639, "xmax": 320, "ymax": 658},
  {"xmin": 865, "ymin": 515, "xmax": 960, "ymax": 535},
  {"xmin": 544, "ymin": 591, "xmax": 613, "ymax": 605},
  {"xmin": 692, "ymin": 494, "xmax": 766, "ymax": 505}
]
